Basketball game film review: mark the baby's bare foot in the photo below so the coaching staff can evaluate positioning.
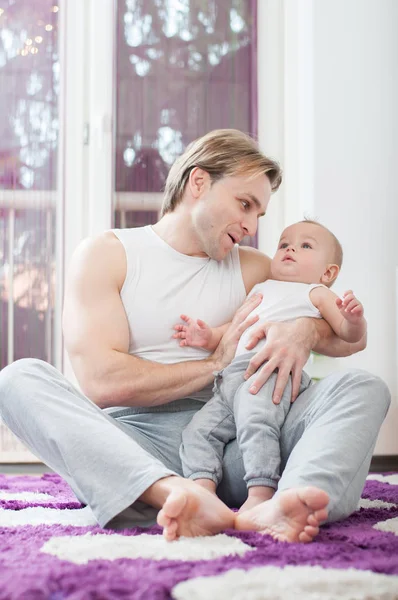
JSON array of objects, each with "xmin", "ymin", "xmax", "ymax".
[
  {"xmin": 235, "ymin": 486, "xmax": 329, "ymax": 543},
  {"xmin": 156, "ymin": 479, "xmax": 235, "ymax": 541}
]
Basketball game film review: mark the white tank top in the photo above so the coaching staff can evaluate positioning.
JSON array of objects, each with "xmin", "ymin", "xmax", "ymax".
[
  {"xmin": 112, "ymin": 226, "xmax": 247, "ymax": 400},
  {"xmin": 236, "ymin": 280, "xmax": 324, "ymax": 357}
]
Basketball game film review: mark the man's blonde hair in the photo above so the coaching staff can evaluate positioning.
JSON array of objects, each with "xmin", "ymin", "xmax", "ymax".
[{"xmin": 161, "ymin": 129, "xmax": 282, "ymax": 216}]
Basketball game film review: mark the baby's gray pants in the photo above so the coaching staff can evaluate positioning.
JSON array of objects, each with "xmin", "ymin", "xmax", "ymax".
[{"xmin": 180, "ymin": 353, "xmax": 312, "ymax": 490}]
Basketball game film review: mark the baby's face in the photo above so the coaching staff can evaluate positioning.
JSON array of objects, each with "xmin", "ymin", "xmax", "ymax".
[{"xmin": 271, "ymin": 222, "xmax": 337, "ymax": 285}]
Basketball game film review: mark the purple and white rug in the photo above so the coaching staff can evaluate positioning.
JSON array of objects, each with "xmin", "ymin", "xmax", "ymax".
[{"xmin": 0, "ymin": 473, "xmax": 398, "ymax": 599}]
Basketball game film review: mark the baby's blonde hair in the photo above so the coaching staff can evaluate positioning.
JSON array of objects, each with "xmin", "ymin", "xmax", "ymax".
[{"xmin": 299, "ymin": 219, "xmax": 343, "ymax": 269}]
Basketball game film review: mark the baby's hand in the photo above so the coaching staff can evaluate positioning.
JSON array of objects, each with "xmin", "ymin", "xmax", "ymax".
[
  {"xmin": 172, "ymin": 315, "xmax": 213, "ymax": 349},
  {"xmin": 336, "ymin": 290, "xmax": 364, "ymax": 323}
]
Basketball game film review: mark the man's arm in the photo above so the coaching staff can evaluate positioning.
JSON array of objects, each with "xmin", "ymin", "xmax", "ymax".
[
  {"xmin": 312, "ymin": 317, "xmax": 367, "ymax": 356},
  {"xmin": 244, "ymin": 317, "xmax": 366, "ymax": 404},
  {"xmin": 63, "ymin": 233, "xmax": 260, "ymax": 409}
]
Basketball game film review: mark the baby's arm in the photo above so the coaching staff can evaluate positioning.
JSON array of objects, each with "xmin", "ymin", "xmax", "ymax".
[
  {"xmin": 310, "ymin": 287, "xmax": 367, "ymax": 343},
  {"xmin": 173, "ymin": 315, "xmax": 230, "ymax": 352}
]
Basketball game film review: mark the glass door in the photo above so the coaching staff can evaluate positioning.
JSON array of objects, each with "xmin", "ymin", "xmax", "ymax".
[
  {"xmin": 0, "ymin": 1, "xmax": 62, "ymax": 371},
  {"xmin": 0, "ymin": 0, "xmax": 63, "ymax": 461}
]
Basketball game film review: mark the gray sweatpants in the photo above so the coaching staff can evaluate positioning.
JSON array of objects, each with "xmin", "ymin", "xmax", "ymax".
[
  {"xmin": 0, "ymin": 358, "xmax": 391, "ymax": 529},
  {"xmin": 180, "ymin": 353, "xmax": 311, "ymax": 490}
]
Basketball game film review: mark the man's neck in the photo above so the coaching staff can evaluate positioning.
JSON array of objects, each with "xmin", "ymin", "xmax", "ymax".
[{"xmin": 152, "ymin": 212, "xmax": 208, "ymax": 258}]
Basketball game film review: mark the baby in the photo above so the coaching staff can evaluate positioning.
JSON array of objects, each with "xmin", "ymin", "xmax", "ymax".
[{"xmin": 173, "ymin": 219, "xmax": 366, "ymax": 513}]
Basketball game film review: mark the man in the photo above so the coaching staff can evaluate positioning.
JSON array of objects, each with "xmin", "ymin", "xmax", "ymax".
[{"xmin": 0, "ymin": 129, "xmax": 390, "ymax": 543}]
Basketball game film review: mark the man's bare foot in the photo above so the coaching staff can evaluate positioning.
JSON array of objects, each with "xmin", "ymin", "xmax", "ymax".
[
  {"xmin": 235, "ymin": 486, "xmax": 329, "ymax": 543},
  {"xmin": 239, "ymin": 485, "xmax": 275, "ymax": 514},
  {"xmin": 156, "ymin": 478, "xmax": 235, "ymax": 541}
]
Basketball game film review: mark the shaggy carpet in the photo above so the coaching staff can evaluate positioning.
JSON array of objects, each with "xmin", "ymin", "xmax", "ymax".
[{"xmin": 0, "ymin": 473, "xmax": 397, "ymax": 599}]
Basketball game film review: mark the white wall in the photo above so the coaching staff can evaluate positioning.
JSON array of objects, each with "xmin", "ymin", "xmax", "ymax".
[{"xmin": 258, "ymin": 0, "xmax": 398, "ymax": 454}]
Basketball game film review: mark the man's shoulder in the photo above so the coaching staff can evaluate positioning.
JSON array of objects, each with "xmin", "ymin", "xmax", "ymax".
[
  {"xmin": 69, "ymin": 231, "xmax": 126, "ymax": 291},
  {"xmin": 73, "ymin": 231, "xmax": 125, "ymax": 266},
  {"xmin": 75, "ymin": 229, "xmax": 121, "ymax": 250},
  {"xmin": 238, "ymin": 246, "xmax": 272, "ymax": 293}
]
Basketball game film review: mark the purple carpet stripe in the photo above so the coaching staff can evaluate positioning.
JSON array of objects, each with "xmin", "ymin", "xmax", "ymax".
[{"xmin": 0, "ymin": 474, "xmax": 397, "ymax": 599}]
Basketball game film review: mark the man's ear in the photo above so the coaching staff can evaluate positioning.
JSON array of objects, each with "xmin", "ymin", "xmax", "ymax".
[
  {"xmin": 188, "ymin": 167, "xmax": 210, "ymax": 198},
  {"xmin": 321, "ymin": 264, "xmax": 340, "ymax": 285}
]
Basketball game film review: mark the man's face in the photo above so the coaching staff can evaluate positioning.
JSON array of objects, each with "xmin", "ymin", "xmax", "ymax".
[
  {"xmin": 271, "ymin": 222, "xmax": 336, "ymax": 284},
  {"xmin": 191, "ymin": 173, "xmax": 272, "ymax": 261}
]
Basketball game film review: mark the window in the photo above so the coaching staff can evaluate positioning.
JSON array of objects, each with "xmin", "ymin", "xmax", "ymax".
[{"xmin": 114, "ymin": 0, "xmax": 258, "ymax": 247}]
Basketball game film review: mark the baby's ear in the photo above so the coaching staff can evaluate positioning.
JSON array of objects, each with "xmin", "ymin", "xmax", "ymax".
[{"xmin": 321, "ymin": 264, "xmax": 339, "ymax": 286}]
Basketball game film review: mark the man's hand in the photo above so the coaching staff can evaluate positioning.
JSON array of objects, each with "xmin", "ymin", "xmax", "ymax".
[
  {"xmin": 243, "ymin": 318, "xmax": 318, "ymax": 404},
  {"xmin": 173, "ymin": 315, "xmax": 213, "ymax": 349},
  {"xmin": 212, "ymin": 293, "xmax": 263, "ymax": 370}
]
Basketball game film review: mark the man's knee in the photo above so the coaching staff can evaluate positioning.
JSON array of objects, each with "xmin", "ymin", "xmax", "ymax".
[
  {"xmin": 332, "ymin": 368, "xmax": 391, "ymax": 414},
  {"xmin": 290, "ymin": 368, "xmax": 391, "ymax": 426},
  {"xmin": 0, "ymin": 357, "xmax": 47, "ymax": 382},
  {"xmin": 0, "ymin": 358, "xmax": 48, "ymax": 407}
]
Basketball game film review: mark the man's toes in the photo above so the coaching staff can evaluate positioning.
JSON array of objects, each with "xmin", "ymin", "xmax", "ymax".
[
  {"xmin": 163, "ymin": 490, "xmax": 187, "ymax": 519},
  {"xmin": 299, "ymin": 523, "xmax": 320, "ymax": 543},
  {"xmin": 164, "ymin": 520, "xmax": 179, "ymax": 541},
  {"xmin": 164, "ymin": 529, "xmax": 177, "ymax": 542},
  {"xmin": 301, "ymin": 486, "xmax": 329, "ymax": 509},
  {"xmin": 169, "ymin": 520, "xmax": 179, "ymax": 536},
  {"xmin": 304, "ymin": 524, "xmax": 319, "ymax": 538},
  {"xmin": 313, "ymin": 508, "xmax": 328, "ymax": 523},
  {"xmin": 157, "ymin": 509, "xmax": 170, "ymax": 528},
  {"xmin": 298, "ymin": 531, "xmax": 313, "ymax": 543},
  {"xmin": 307, "ymin": 514, "xmax": 319, "ymax": 527}
]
